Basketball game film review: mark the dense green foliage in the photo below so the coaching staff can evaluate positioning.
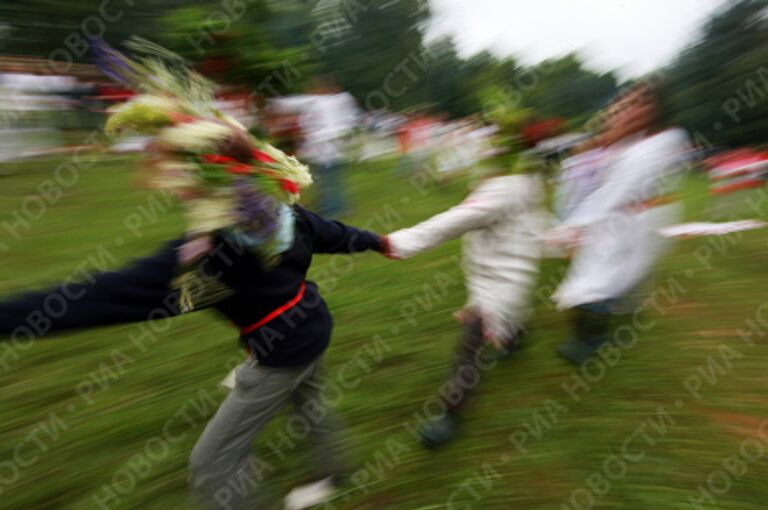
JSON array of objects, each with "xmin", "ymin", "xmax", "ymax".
[{"xmin": 664, "ymin": 0, "xmax": 768, "ymax": 148}]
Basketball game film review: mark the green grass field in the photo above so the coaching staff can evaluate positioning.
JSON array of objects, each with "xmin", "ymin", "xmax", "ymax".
[{"xmin": 1, "ymin": 153, "xmax": 768, "ymax": 510}]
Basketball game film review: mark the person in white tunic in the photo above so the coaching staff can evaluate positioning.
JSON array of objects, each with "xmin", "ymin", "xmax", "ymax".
[
  {"xmin": 386, "ymin": 165, "xmax": 549, "ymax": 447},
  {"xmin": 554, "ymin": 142, "xmax": 608, "ymax": 221},
  {"xmin": 550, "ymin": 82, "xmax": 690, "ymax": 364},
  {"xmin": 270, "ymin": 77, "xmax": 359, "ymax": 217}
]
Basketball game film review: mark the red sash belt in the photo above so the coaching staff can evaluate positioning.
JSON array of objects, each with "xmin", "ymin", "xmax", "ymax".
[{"xmin": 240, "ymin": 282, "xmax": 306, "ymax": 335}]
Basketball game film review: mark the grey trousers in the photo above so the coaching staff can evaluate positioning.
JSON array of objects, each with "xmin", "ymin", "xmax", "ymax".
[{"xmin": 189, "ymin": 356, "xmax": 344, "ymax": 510}]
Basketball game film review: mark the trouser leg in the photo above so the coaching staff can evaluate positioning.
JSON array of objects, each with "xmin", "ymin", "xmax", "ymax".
[
  {"xmin": 558, "ymin": 301, "xmax": 614, "ymax": 365},
  {"xmin": 315, "ymin": 163, "xmax": 345, "ymax": 217},
  {"xmin": 442, "ymin": 320, "xmax": 486, "ymax": 413},
  {"xmin": 573, "ymin": 301, "xmax": 614, "ymax": 349},
  {"xmin": 188, "ymin": 357, "xmax": 321, "ymax": 510},
  {"xmin": 291, "ymin": 361, "xmax": 348, "ymax": 483},
  {"xmin": 441, "ymin": 320, "xmax": 527, "ymax": 412}
]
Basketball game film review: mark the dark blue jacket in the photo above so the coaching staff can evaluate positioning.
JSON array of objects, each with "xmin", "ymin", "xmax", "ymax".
[{"xmin": 0, "ymin": 207, "xmax": 383, "ymax": 367}]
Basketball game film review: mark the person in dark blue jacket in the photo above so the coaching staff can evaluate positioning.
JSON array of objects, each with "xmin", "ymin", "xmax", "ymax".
[
  {"xmin": 0, "ymin": 39, "xmax": 391, "ymax": 510},
  {"xmin": 0, "ymin": 206, "xmax": 385, "ymax": 510}
]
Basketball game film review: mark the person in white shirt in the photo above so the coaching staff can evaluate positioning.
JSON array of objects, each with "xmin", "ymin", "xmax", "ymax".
[
  {"xmin": 385, "ymin": 163, "xmax": 549, "ymax": 447},
  {"xmin": 297, "ymin": 76, "xmax": 359, "ymax": 216},
  {"xmin": 555, "ymin": 141, "xmax": 608, "ymax": 221},
  {"xmin": 550, "ymin": 81, "xmax": 690, "ymax": 364},
  {"xmin": 267, "ymin": 77, "xmax": 358, "ymax": 217}
]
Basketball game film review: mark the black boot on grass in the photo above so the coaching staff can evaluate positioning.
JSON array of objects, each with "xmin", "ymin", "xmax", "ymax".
[
  {"xmin": 557, "ymin": 304, "xmax": 612, "ymax": 366},
  {"xmin": 419, "ymin": 412, "xmax": 460, "ymax": 449}
]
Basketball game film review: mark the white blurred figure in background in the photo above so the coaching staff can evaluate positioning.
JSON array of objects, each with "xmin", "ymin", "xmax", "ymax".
[
  {"xmin": 0, "ymin": 65, "xmax": 71, "ymax": 162},
  {"xmin": 214, "ymin": 85, "xmax": 256, "ymax": 130},
  {"xmin": 433, "ymin": 118, "xmax": 501, "ymax": 180},
  {"xmin": 550, "ymin": 81, "xmax": 690, "ymax": 365},
  {"xmin": 357, "ymin": 109, "xmax": 399, "ymax": 161},
  {"xmin": 297, "ymin": 75, "xmax": 359, "ymax": 217},
  {"xmin": 269, "ymin": 76, "xmax": 359, "ymax": 216}
]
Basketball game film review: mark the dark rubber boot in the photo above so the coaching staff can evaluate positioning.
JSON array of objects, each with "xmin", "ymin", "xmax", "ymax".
[
  {"xmin": 419, "ymin": 413, "xmax": 460, "ymax": 449},
  {"xmin": 557, "ymin": 304, "xmax": 613, "ymax": 365}
]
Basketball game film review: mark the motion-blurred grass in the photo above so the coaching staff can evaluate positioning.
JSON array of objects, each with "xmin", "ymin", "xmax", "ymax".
[{"xmin": 1, "ymin": 154, "xmax": 767, "ymax": 509}]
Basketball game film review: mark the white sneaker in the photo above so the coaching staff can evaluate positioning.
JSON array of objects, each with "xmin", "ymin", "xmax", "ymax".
[{"xmin": 283, "ymin": 477, "xmax": 337, "ymax": 510}]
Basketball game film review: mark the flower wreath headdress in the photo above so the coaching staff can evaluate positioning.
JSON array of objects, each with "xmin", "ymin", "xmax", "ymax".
[{"xmin": 94, "ymin": 37, "xmax": 313, "ymax": 311}]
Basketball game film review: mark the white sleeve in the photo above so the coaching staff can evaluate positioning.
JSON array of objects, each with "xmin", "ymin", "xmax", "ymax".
[
  {"xmin": 564, "ymin": 137, "xmax": 681, "ymax": 228},
  {"xmin": 388, "ymin": 184, "xmax": 505, "ymax": 259}
]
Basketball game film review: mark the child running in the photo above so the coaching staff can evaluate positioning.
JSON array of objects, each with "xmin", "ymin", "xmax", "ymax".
[
  {"xmin": 551, "ymin": 81, "xmax": 690, "ymax": 364},
  {"xmin": 385, "ymin": 155, "xmax": 549, "ymax": 447}
]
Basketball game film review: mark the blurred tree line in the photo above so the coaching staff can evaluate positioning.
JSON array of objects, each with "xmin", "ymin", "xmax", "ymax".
[
  {"xmin": 0, "ymin": 0, "xmax": 616, "ymax": 120},
  {"xmin": 664, "ymin": 0, "xmax": 767, "ymax": 148},
  {"xmin": 0, "ymin": 0, "xmax": 764, "ymax": 147}
]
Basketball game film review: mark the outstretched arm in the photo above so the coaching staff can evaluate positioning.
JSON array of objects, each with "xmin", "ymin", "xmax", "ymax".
[
  {"xmin": 387, "ymin": 182, "xmax": 504, "ymax": 259},
  {"xmin": 0, "ymin": 240, "xmax": 184, "ymax": 339},
  {"xmin": 297, "ymin": 206, "xmax": 385, "ymax": 254}
]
